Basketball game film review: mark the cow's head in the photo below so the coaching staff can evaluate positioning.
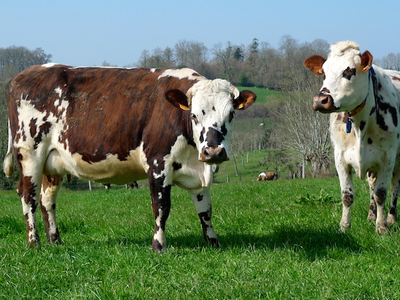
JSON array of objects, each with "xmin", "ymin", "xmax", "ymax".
[
  {"xmin": 165, "ymin": 79, "xmax": 256, "ymax": 164},
  {"xmin": 304, "ymin": 41, "xmax": 373, "ymax": 113}
]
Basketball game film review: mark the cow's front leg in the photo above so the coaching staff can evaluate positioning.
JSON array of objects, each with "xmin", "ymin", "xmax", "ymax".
[
  {"xmin": 337, "ymin": 162, "xmax": 354, "ymax": 231},
  {"xmin": 40, "ymin": 175, "xmax": 62, "ymax": 244},
  {"xmin": 191, "ymin": 187, "xmax": 220, "ymax": 247},
  {"xmin": 18, "ymin": 173, "xmax": 43, "ymax": 248},
  {"xmin": 148, "ymin": 170, "xmax": 172, "ymax": 253},
  {"xmin": 367, "ymin": 172, "xmax": 377, "ymax": 221},
  {"xmin": 374, "ymin": 180, "xmax": 389, "ymax": 234}
]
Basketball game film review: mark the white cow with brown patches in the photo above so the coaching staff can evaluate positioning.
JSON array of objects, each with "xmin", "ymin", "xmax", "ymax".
[
  {"xmin": 257, "ymin": 172, "xmax": 278, "ymax": 181},
  {"xmin": 3, "ymin": 65, "xmax": 256, "ymax": 252},
  {"xmin": 304, "ymin": 41, "xmax": 400, "ymax": 233}
]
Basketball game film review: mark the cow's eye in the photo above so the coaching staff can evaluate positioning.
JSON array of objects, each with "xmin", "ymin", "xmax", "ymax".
[
  {"xmin": 190, "ymin": 113, "xmax": 198, "ymax": 123},
  {"xmin": 342, "ymin": 67, "xmax": 356, "ymax": 80}
]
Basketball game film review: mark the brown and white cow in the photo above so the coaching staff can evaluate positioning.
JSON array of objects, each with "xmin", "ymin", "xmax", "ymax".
[
  {"xmin": 3, "ymin": 64, "xmax": 256, "ymax": 252},
  {"xmin": 304, "ymin": 41, "xmax": 400, "ymax": 233},
  {"xmin": 257, "ymin": 172, "xmax": 278, "ymax": 181}
]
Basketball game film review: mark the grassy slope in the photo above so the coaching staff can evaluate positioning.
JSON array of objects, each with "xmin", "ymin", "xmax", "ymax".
[
  {"xmin": 1, "ymin": 177, "xmax": 400, "ymax": 299},
  {"xmin": 237, "ymin": 86, "xmax": 280, "ymax": 104},
  {"xmin": 215, "ymin": 149, "xmax": 301, "ymax": 183}
]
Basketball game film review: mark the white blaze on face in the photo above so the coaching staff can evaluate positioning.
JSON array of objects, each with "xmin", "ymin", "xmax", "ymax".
[
  {"xmin": 188, "ymin": 79, "xmax": 237, "ymax": 159},
  {"xmin": 320, "ymin": 41, "xmax": 370, "ymax": 111}
]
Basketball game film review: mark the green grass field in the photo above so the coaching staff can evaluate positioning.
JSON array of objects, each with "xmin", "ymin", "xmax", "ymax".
[
  {"xmin": 237, "ymin": 86, "xmax": 279, "ymax": 104},
  {"xmin": 1, "ymin": 177, "xmax": 400, "ymax": 299}
]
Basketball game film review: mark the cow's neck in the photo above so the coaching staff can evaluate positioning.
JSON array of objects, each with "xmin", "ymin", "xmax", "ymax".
[{"xmin": 346, "ymin": 67, "xmax": 376, "ymax": 135}]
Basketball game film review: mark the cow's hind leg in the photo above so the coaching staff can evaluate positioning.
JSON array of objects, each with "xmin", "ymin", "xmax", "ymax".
[
  {"xmin": 387, "ymin": 173, "xmax": 400, "ymax": 226},
  {"xmin": 40, "ymin": 175, "xmax": 62, "ymax": 244},
  {"xmin": 17, "ymin": 169, "xmax": 43, "ymax": 248},
  {"xmin": 191, "ymin": 187, "xmax": 220, "ymax": 247}
]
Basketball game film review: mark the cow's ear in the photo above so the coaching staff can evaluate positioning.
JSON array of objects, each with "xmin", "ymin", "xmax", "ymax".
[
  {"xmin": 233, "ymin": 90, "xmax": 257, "ymax": 110},
  {"xmin": 165, "ymin": 89, "xmax": 190, "ymax": 111},
  {"xmin": 361, "ymin": 50, "xmax": 373, "ymax": 73},
  {"xmin": 303, "ymin": 55, "xmax": 326, "ymax": 75}
]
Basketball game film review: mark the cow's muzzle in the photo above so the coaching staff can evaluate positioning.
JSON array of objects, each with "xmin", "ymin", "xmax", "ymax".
[
  {"xmin": 200, "ymin": 147, "xmax": 229, "ymax": 164},
  {"xmin": 312, "ymin": 93, "xmax": 338, "ymax": 113}
]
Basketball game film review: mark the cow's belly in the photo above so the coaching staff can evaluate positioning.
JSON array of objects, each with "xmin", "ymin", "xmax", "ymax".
[
  {"xmin": 44, "ymin": 145, "xmax": 149, "ymax": 184},
  {"xmin": 341, "ymin": 145, "xmax": 390, "ymax": 179}
]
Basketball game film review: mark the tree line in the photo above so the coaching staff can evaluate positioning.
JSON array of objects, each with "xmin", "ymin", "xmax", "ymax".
[
  {"xmin": 133, "ymin": 36, "xmax": 399, "ymax": 91},
  {"xmin": 134, "ymin": 36, "xmax": 330, "ymax": 91}
]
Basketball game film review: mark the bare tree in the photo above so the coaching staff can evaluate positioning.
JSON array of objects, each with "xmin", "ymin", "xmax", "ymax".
[
  {"xmin": 174, "ymin": 40, "xmax": 208, "ymax": 72},
  {"xmin": 211, "ymin": 42, "xmax": 233, "ymax": 81},
  {"xmin": 247, "ymin": 42, "xmax": 280, "ymax": 88},
  {"xmin": 376, "ymin": 52, "xmax": 400, "ymax": 70},
  {"xmin": 136, "ymin": 50, "xmax": 151, "ymax": 68},
  {"xmin": 0, "ymin": 46, "xmax": 52, "ymax": 81},
  {"xmin": 268, "ymin": 89, "xmax": 332, "ymax": 178},
  {"xmin": 135, "ymin": 47, "xmax": 176, "ymax": 69},
  {"xmin": 211, "ymin": 41, "xmax": 247, "ymax": 83},
  {"xmin": 162, "ymin": 47, "xmax": 175, "ymax": 68}
]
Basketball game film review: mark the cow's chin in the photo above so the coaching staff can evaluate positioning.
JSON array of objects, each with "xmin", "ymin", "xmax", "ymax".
[
  {"xmin": 199, "ymin": 147, "xmax": 229, "ymax": 165},
  {"xmin": 314, "ymin": 107, "xmax": 339, "ymax": 114},
  {"xmin": 201, "ymin": 157, "xmax": 229, "ymax": 165}
]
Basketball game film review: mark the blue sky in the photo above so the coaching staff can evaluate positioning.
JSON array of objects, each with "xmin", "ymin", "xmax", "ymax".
[{"xmin": 2, "ymin": 0, "xmax": 399, "ymax": 67}]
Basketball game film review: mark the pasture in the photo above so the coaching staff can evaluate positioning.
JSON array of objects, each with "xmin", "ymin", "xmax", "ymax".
[
  {"xmin": 237, "ymin": 86, "xmax": 280, "ymax": 104},
  {"xmin": 1, "ymin": 177, "xmax": 400, "ymax": 299}
]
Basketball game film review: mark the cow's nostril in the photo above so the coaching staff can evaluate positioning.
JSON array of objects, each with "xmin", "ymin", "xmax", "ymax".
[{"xmin": 200, "ymin": 147, "xmax": 228, "ymax": 163}]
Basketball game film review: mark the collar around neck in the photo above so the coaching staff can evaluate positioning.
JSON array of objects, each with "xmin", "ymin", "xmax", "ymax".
[{"xmin": 345, "ymin": 67, "xmax": 375, "ymax": 133}]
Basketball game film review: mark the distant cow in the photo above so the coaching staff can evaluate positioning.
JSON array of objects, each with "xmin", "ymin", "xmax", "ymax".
[
  {"xmin": 125, "ymin": 181, "xmax": 138, "ymax": 189},
  {"xmin": 257, "ymin": 172, "xmax": 278, "ymax": 181},
  {"xmin": 304, "ymin": 41, "xmax": 400, "ymax": 233},
  {"xmin": 3, "ymin": 65, "xmax": 256, "ymax": 252}
]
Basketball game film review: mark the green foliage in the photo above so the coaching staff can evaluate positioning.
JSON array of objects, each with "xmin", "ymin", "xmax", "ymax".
[
  {"xmin": 295, "ymin": 189, "xmax": 339, "ymax": 205},
  {"xmin": 238, "ymin": 72, "xmax": 251, "ymax": 87},
  {"xmin": 2, "ymin": 178, "xmax": 400, "ymax": 299}
]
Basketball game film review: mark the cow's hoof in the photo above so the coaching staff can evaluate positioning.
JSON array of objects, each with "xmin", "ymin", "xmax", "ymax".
[
  {"xmin": 28, "ymin": 240, "xmax": 41, "ymax": 248},
  {"xmin": 339, "ymin": 222, "xmax": 351, "ymax": 232},
  {"xmin": 152, "ymin": 239, "xmax": 167, "ymax": 253},
  {"xmin": 208, "ymin": 238, "xmax": 221, "ymax": 247},
  {"xmin": 376, "ymin": 224, "xmax": 388, "ymax": 234},
  {"xmin": 387, "ymin": 214, "xmax": 397, "ymax": 226}
]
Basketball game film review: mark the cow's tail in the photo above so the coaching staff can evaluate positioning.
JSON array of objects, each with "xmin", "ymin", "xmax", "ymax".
[{"xmin": 3, "ymin": 119, "xmax": 14, "ymax": 177}]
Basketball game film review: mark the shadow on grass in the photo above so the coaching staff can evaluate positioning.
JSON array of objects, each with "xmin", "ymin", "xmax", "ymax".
[
  {"xmin": 227, "ymin": 225, "xmax": 362, "ymax": 260},
  {"xmin": 165, "ymin": 225, "xmax": 362, "ymax": 261},
  {"xmin": 6, "ymin": 219, "xmax": 362, "ymax": 261}
]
